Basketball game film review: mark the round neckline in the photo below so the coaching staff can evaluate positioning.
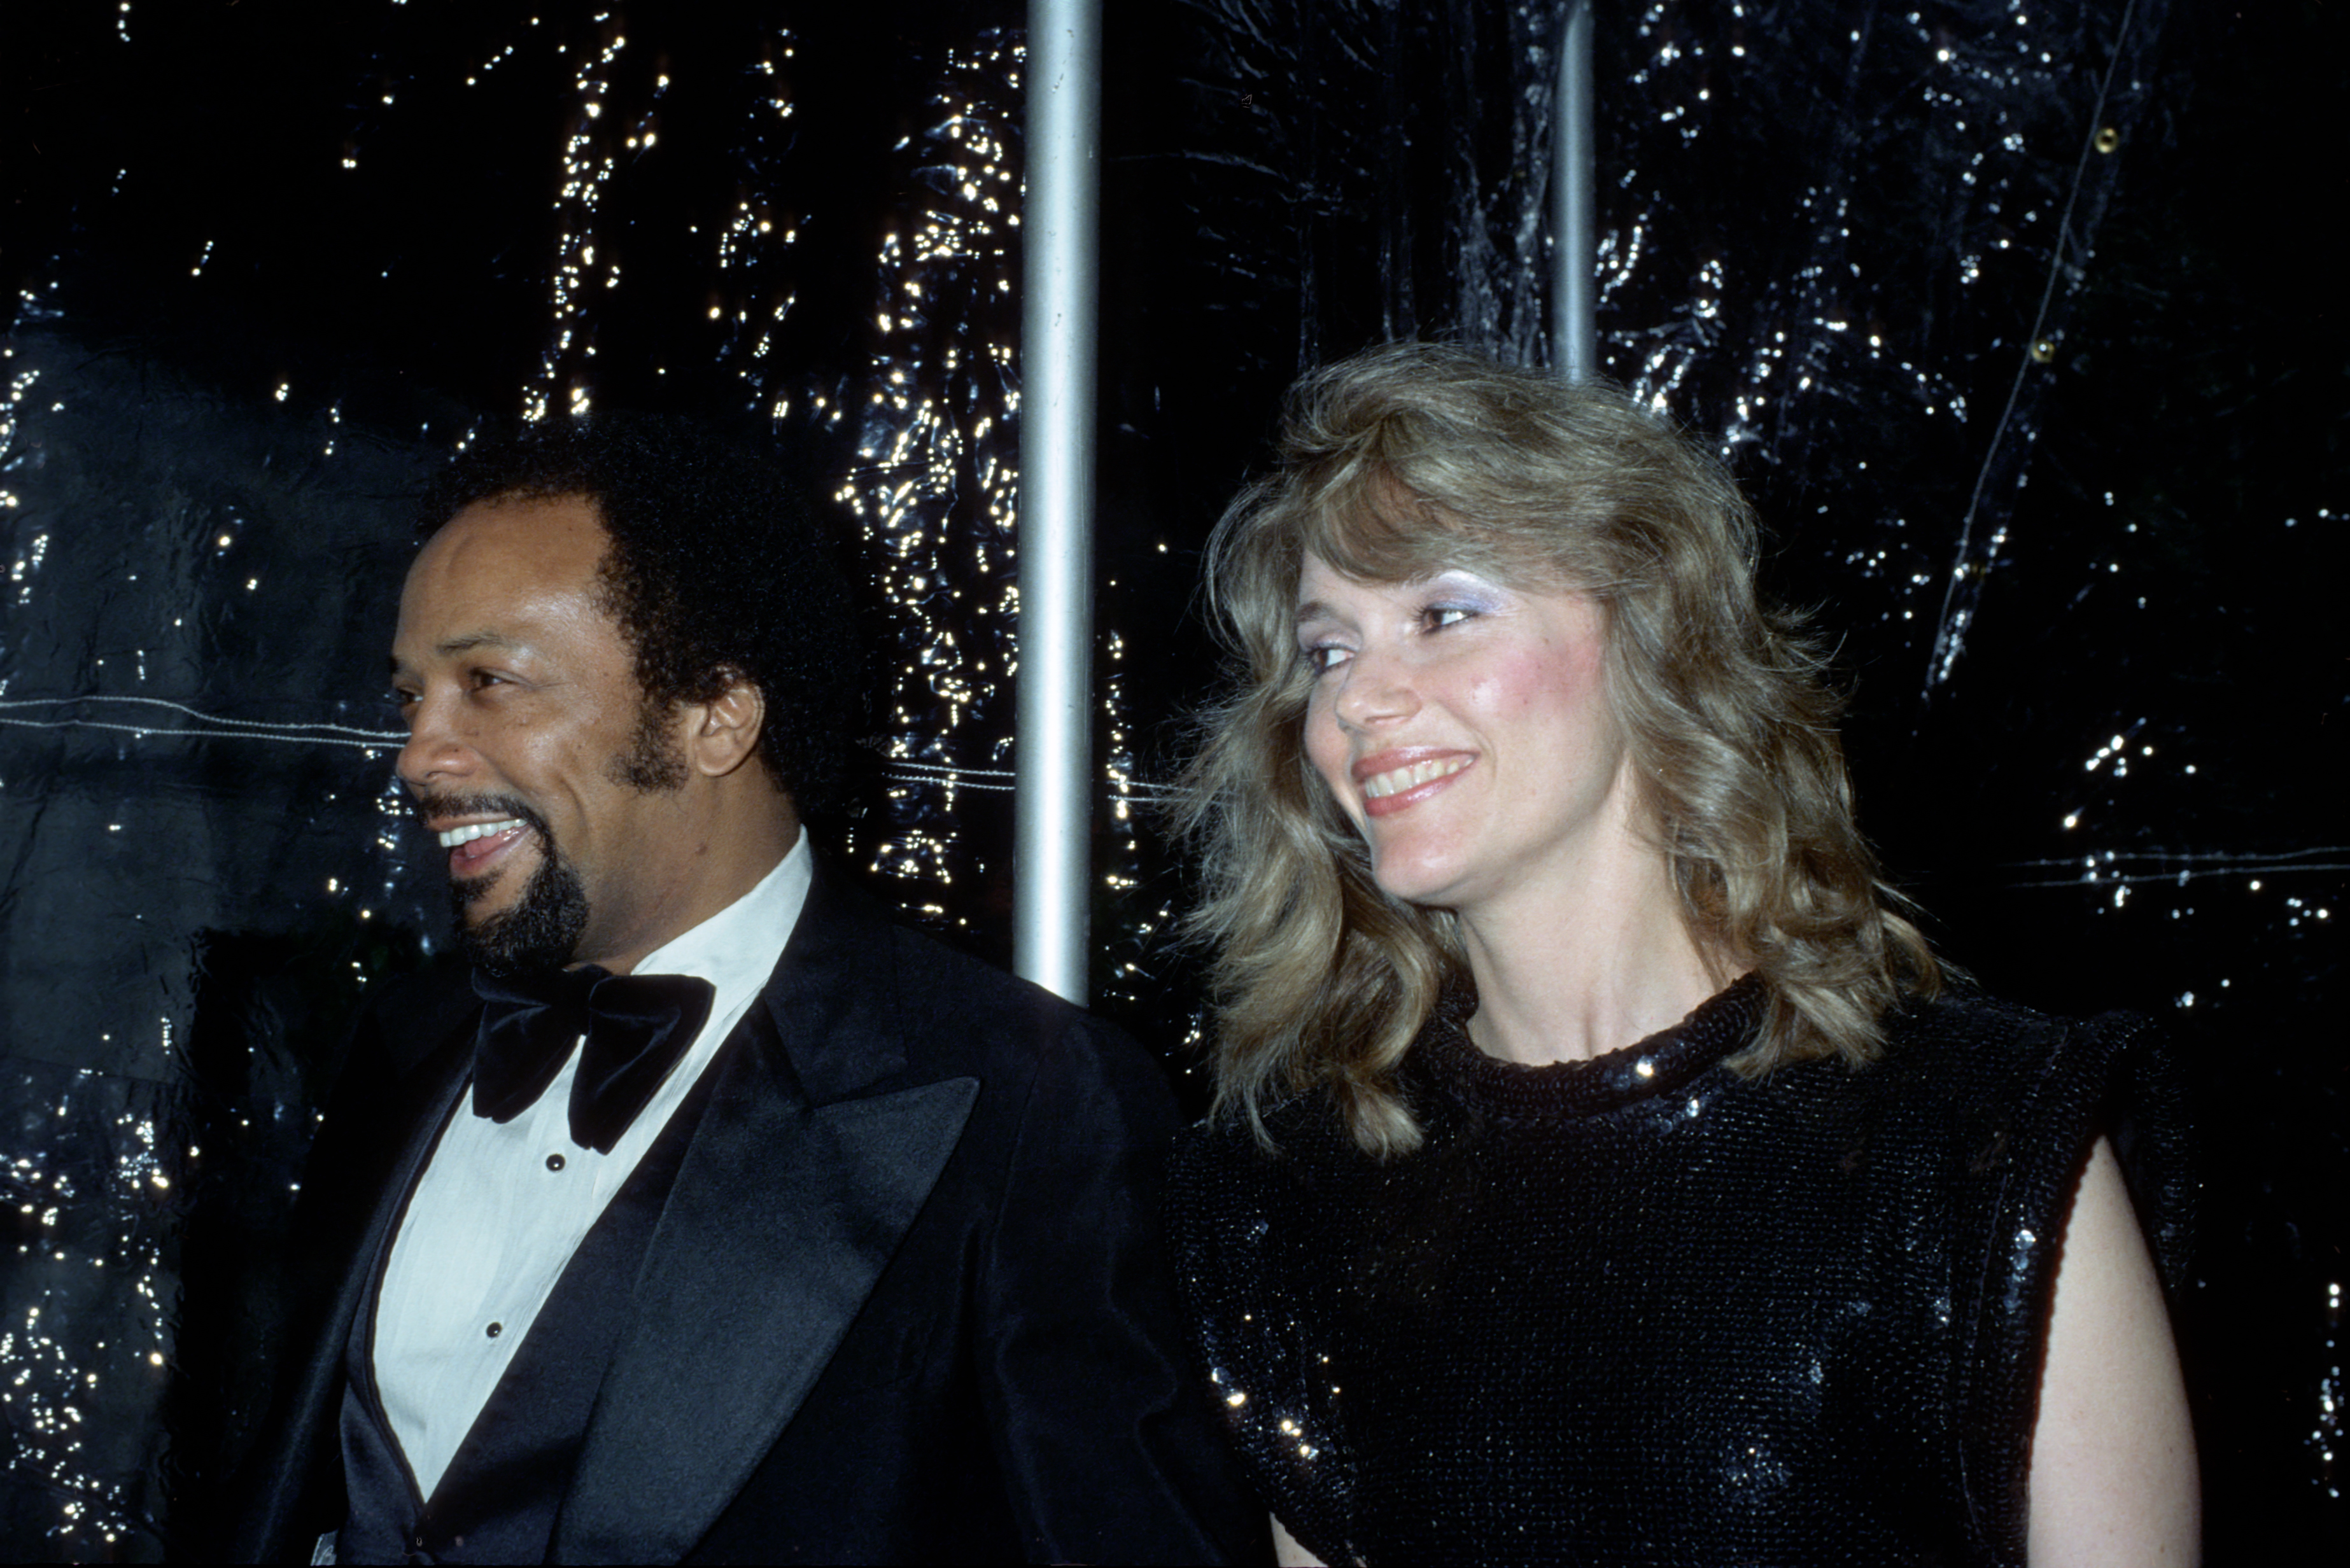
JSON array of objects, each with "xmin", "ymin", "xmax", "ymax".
[{"xmin": 1414, "ymin": 972, "xmax": 1766, "ymax": 1121}]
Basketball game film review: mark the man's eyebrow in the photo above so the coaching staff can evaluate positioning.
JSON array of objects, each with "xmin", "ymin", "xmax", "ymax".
[
  {"xmin": 386, "ymin": 633, "xmax": 528, "ymax": 678},
  {"xmin": 437, "ymin": 632, "xmax": 526, "ymax": 657}
]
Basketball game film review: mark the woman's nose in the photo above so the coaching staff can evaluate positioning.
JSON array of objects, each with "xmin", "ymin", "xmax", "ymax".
[{"xmin": 1332, "ymin": 647, "xmax": 1419, "ymax": 731}]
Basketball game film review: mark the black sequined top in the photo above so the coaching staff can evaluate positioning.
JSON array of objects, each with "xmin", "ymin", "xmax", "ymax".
[{"xmin": 1167, "ymin": 979, "xmax": 2192, "ymax": 1567}]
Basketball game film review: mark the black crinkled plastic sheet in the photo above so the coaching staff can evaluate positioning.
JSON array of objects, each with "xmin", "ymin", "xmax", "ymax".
[{"xmin": 1, "ymin": 1, "xmax": 2338, "ymax": 1557}]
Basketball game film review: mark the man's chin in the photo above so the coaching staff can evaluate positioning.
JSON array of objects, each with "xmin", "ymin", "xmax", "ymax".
[
  {"xmin": 451, "ymin": 850, "xmax": 590, "ymax": 976},
  {"xmin": 458, "ymin": 913, "xmax": 580, "ymax": 977},
  {"xmin": 449, "ymin": 870, "xmax": 512, "ymax": 916}
]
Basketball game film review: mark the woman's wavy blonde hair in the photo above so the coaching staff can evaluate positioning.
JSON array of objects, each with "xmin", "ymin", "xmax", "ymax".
[{"xmin": 1177, "ymin": 341, "xmax": 1940, "ymax": 1159}]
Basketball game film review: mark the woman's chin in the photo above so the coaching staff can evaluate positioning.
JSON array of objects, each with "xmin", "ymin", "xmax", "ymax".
[{"xmin": 1368, "ymin": 858, "xmax": 1470, "ymax": 912}]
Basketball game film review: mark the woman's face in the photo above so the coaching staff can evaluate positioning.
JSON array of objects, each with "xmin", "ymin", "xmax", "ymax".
[{"xmin": 1296, "ymin": 552, "xmax": 1642, "ymax": 921}]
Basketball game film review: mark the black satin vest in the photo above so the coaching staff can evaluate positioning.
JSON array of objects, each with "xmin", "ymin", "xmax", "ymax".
[
  {"xmin": 335, "ymin": 1061, "xmax": 722, "ymax": 1564},
  {"xmin": 1168, "ymin": 981, "xmax": 2192, "ymax": 1568}
]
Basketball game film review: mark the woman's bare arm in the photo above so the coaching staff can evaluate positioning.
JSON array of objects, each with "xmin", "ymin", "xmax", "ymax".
[{"xmin": 2026, "ymin": 1135, "xmax": 2199, "ymax": 1565}]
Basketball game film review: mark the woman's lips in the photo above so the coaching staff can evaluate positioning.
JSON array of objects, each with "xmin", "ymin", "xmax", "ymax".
[{"xmin": 1353, "ymin": 752, "xmax": 1475, "ymax": 818}]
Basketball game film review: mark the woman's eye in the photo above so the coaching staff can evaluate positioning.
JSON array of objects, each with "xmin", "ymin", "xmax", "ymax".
[
  {"xmin": 1426, "ymin": 605, "xmax": 1474, "ymax": 630},
  {"xmin": 1302, "ymin": 643, "xmax": 1350, "ymax": 674}
]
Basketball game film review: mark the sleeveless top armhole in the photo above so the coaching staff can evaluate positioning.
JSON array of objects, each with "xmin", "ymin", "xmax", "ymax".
[{"xmin": 1941, "ymin": 1004, "xmax": 2196, "ymax": 1558}]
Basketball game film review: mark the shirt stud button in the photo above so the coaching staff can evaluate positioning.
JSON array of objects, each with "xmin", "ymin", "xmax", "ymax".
[
  {"xmin": 486, "ymin": 1322, "xmax": 503, "ymax": 1338},
  {"xmin": 545, "ymin": 1152, "xmax": 566, "ymax": 1172}
]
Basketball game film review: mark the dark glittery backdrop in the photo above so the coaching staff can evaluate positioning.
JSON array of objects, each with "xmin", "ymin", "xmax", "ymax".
[{"xmin": 1, "ymin": 1, "xmax": 2338, "ymax": 1558}]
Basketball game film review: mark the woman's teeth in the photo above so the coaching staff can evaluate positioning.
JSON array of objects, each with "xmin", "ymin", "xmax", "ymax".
[
  {"xmin": 1360, "ymin": 757, "xmax": 1470, "ymax": 799},
  {"xmin": 438, "ymin": 818, "xmax": 524, "ymax": 848}
]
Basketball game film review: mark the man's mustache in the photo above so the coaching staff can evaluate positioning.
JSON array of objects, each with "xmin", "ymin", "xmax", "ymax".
[{"xmin": 409, "ymin": 792, "xmax": 551, "ymax": 841}]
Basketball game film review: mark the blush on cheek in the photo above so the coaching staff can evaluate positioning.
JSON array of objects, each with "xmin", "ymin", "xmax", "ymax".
[
  {"xmin": 1526, "ymin": 637, "xmax": 1607, "ymax": 710},
  {"xmin": 1482, "ymin": 648, "xmax": 1580, "ymax": 711}
]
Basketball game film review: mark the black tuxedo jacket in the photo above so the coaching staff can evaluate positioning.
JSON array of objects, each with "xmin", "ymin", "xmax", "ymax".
[{"xmin": 228, "ymin": 858, "xmax": 1261, "ymax": 1564}]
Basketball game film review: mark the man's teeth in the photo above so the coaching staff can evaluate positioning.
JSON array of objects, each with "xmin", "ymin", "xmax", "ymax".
[
  {"xmin": 1361, "ymin": 757, "xmax": 1470, "ymax": 800},
  {"xmin": 438, "ymin": 818, "xmax": 524, "ymax": 849}
]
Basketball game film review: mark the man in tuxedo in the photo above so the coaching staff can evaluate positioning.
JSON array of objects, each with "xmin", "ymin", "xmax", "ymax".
[{"xmin": 230, "ymin": 417, "xmax": 1259, "ymax": 1564}]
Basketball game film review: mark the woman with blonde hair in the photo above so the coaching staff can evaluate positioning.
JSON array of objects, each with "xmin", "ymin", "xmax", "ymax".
[{"xmin": 1168, "ymin": 341, "xmax": 2197, "ymax": 1565}]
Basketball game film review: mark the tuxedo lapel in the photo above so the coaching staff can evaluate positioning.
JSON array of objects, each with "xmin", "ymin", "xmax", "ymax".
[
  {"xmin": 330, "ymin": 1032, "xmax": 475, "ymax": 1417},
  {"xmin": 233, "ymin": 985, "xmax": 475, "ymax": 1558},
  {"xmin": 554, "ymin": 862, "xmax": 980, "ymax": 1564},
  {"xmin": 338, "ymin": 970, "xmax": 490, "ymax": 1343},
  {"xmin": 313, "ymin": 976, "xmax": 485, "ymax": 1411}
]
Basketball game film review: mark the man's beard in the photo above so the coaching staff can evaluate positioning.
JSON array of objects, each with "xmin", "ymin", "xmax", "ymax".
[
  {"xmin": 607, "ymin": 698, "xmax": 689, "ymax": 793},
  {"xmin": 423, "ymin": 715, "xmax": 681, "ymax": 977},
  {"xmin": 433, "ymin": 797, "xmax": 591, "ymax": 976},
  {"xmin": 458, "ymin": 840, "xmax": 591, "ymax": 976}
]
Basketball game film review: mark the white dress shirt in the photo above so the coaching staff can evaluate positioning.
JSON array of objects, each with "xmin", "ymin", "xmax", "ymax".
[{"xmin": 371, "ymin": 837, "xmax": 812, "ymax": 1499}]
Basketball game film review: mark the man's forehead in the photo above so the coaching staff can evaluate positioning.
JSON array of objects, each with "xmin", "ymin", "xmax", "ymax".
[
  {"xmin": 430, "ymin": 491, "xmax": 608, "ymax": 559},
  {"xmin": 408, "ymin": 496, "xmax": 605, "ymax": 594},
  {"xmin": 395, "ymin": 498, "xmax": 616, "ymax": 654}
]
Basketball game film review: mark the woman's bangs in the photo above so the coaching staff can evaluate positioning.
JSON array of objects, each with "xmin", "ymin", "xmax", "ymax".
[{"xmin": 1299, "ymin": 466, "xmax": 1486, "ymax": 586}]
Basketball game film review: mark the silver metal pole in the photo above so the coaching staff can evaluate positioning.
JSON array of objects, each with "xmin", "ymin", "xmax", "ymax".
[
  {"xmin": 1552, "ymin": 0, "xmax": 1597, "ymax": 379},
  {"xmin": 1014, "ymin": 0, "xmax": 1101, "ymax": 1003}
]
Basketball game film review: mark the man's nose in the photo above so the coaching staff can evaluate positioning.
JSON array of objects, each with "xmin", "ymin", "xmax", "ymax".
[{"xmin": 395, "ymin": 692, "xmax": 474, "ymax": 792}]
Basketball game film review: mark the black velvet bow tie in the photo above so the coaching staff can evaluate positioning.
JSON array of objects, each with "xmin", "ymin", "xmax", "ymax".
[{"xmin": 470, "ymin": 965, "xmax": 717, "ymax": 1154}]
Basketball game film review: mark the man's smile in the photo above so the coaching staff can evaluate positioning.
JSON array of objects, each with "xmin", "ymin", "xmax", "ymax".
[
  {"xmin": 425, "ymin": 816, "xmax": 533, "ymax": 878},
  {"xmin": 437, "ymin": 817, "xmax": 526, "ymax": 848}
]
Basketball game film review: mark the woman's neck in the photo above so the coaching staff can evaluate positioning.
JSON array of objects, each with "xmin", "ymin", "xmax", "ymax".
[{"xmin": 1454, "ymin": 849, "xmax": 1726, "ymax": 1068}]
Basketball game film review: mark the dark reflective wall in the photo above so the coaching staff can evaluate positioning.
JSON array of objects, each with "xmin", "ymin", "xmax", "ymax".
[{"xmin": 1, "ymin": 1, "xmax": 2338, "ymax": 1558}]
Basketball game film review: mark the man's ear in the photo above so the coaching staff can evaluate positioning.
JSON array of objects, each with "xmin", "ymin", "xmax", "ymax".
[{"xmin": 686, "ymin": 670, "xmax": 764, "ymax": 778}]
